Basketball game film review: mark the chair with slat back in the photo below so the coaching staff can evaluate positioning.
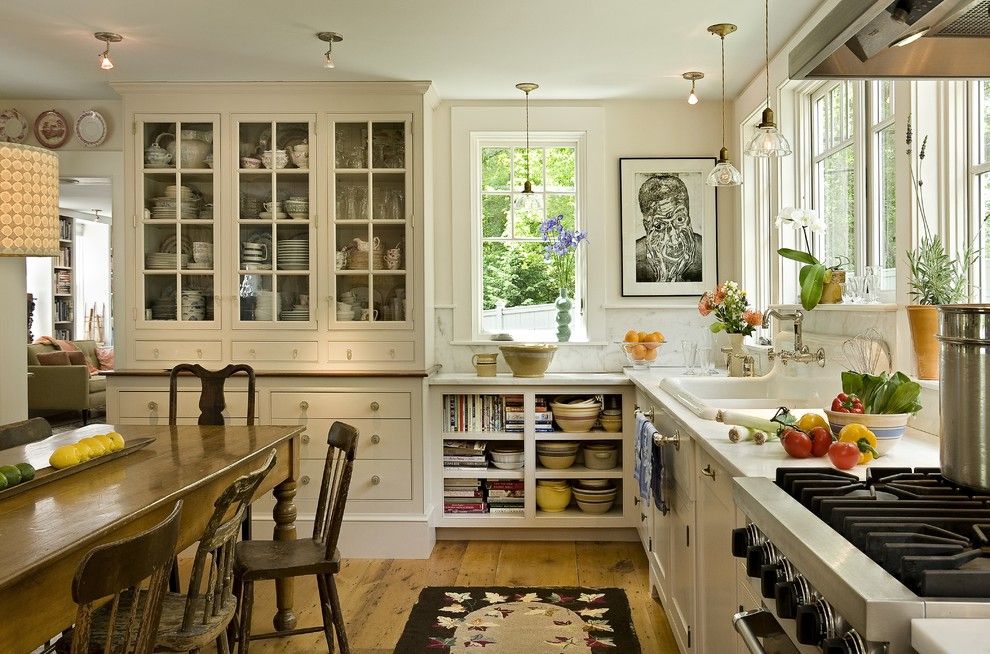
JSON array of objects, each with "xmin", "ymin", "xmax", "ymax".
[
  {"xmin": 233, "ymin": 421, "xmax": 359, "ymax": 653},
  {"xmin": 0, "ymin": 417, "xmax": 52, "ymax": 449},
  {"xmin": 69, "ymin": 501, "xmax": 182, "ymax": 654},
  {"xmin": 169, "ymin": 363, "xmax": 257, "ymax": 543}
]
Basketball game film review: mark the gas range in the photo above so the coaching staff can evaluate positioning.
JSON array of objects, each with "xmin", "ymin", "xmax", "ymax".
[{"xmin": 732, "ymin": 468, "xmax": 990, "ymax": 654}]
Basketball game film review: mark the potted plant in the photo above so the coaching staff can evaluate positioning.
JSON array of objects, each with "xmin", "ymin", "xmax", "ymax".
[
  {"xmin": 775, "ymin": 208, "xmax": 846, "ymax": 309},
  {"xmin": 904, "ymin": 117, "xmax": 979, "ymax": 379},
  {"xmin": 540, "ymin": 214, "xmax": 588, "ymax": 342},
  {"xmin": 698, "ymin": 281, "xmax": 762, "ymax": 376}
]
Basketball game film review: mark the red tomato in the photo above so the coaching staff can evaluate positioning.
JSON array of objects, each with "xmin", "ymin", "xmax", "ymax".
[
  {"xmin": 781, "ymin": 428, "xmax": 813, "ymax": 459},
  {"xmin": 808, "ymin": 426, "xmax": 833, "ymax": 457},
  {"xmin": 828, "ymin": 441, "xmax": 861, "ymax": 470}
]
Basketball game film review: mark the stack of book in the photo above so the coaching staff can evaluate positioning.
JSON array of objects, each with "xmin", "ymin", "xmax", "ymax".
[
  {"xmin": 443, "ymin": 440, "xmax": 488, "ymax": 471},
  {"xmin": 443, "ymin": 394, "xmax": 507, "ymax": 432},
  {"xmin": 444, "ymin": 478, "xmax": 486, "ymax": 513},
  {"xmin": 504, "ymin": 395, "xmax": 525, "ymax": 433},
  {"xmin": 487, "ymin": 480, "xmax": 524, "ymax": 514},
  {"xmin": 535, "ymin": 397, "xmax": 554, "ymax": 432}
]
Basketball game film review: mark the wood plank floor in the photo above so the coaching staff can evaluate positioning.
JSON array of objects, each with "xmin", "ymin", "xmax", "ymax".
[{"xmin": 223, "ymin": 540, "xmax": 678, "ymax": 654}]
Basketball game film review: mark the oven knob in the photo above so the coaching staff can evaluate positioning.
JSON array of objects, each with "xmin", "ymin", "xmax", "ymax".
[
  {"xmin": 821, "ymin": 630, "xmax": 867, "ymax": 654},
  {"xmin": 746, "ymin": 542, "xmax": 781, "ymax": 578},
  {"xmin": 775, "ymin": 575, "xmax": 812, "ymax": 620},
  {"xmin": 795, "ymin": 599, "xmax": 837, "ymax": 646},
  {"xmin": 731, "ymin": 524, "xmax": 766, "ymax": 558},
  {"xmin": 760, "ymin": 559, "xmax": 793, "ymax": 599}
]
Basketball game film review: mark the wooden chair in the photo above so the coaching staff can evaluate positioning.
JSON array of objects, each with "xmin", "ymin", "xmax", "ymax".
[
  {"xmin": 68, "ymin": 501, "xmax": 182, "ymax": 654},
  {"xmin": 169, "ymin": 363, "xmax": 257, "ymax": 542},
  {"xmin": 233, "ymin": 421, "xmax": 359, "ymax": 653},
  {"xmin": 152, "ymin": 449, "xmax": 277, "ymax": 654},
  {"xmin": 0, "ymin": 416, "xmax": 52, "ymax": 449}
]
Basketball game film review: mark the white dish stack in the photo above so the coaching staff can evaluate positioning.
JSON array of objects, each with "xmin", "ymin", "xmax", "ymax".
[
  {"xmin": 253, "ymin": 289, "xmax": 280, "ymax": 321},
  {"xmin": 180, "ymin": 290, "xmax": 206, "ymax": 321},
  {"xmin": 277, "ymin": 238, "xmax": 309, "ymax": 270}
]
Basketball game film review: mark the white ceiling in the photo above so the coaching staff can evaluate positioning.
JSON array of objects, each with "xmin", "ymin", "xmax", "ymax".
[
  {"xmin": 59, "ymin": 178, "xmax": 113, "ymax": 220},
  {"xmin": 0, "ymin": 1, "xmax": 819, "ymax": 101}
]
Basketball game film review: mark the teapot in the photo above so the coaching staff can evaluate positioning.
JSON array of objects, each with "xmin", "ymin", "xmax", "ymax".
[
  {"xmin": 352, "ymin": 236, "xmax": 382, "ymax": 252},
  {"xmin": 145, "ymin": 138, "xmax": 172, "ymax": 167}
]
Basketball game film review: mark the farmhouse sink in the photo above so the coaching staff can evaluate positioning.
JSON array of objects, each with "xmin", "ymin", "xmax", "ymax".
[{"xmin": 658, "ymin": 371, "xmax": 840, "ymax": 420}]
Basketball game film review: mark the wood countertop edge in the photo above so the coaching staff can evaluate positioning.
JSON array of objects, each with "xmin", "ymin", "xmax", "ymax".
[
  {"xmin": 0, "ymin": 424, "xmax": 304, "ymax": 589},
  {"xmin": 103, "ymin": 366, "xmax": 441, "ymax": 378}
]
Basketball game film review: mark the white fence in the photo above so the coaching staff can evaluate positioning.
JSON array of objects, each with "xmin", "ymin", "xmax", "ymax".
[{"xmin": 482, "ymin": 301, "xmax": 556, "ymax": 332}]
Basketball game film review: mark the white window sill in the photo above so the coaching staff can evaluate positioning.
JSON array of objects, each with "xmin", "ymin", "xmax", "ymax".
[
  {"xmin": 918, "ymin": 379, "xmax": 939, "ymax": 390},
  {"xmin": 450, "ymin": 340, "xmax": 609, "ymax": 347},
  {"xmin": 770, "ymin": 303, "xmax": 898, "ymax": 313}
]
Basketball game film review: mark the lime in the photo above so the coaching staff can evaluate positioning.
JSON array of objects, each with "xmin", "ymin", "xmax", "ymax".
[
  {"xmin": 0, "ymin": 474, "xmax": 7, "ymax": 491},
  {"xmin": 0, "ymin": 465, "xmax": 22, "ymax": 486},
  {"xmin": 14, "ymin": 462, "xmax": 35, "ymax": 482}
]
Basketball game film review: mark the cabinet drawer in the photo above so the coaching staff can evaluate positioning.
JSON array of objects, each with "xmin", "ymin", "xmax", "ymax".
[
  {"xmin": 232, "ymin": 341, "xmax": 318, "ymax": 363},
  {"xmin": 653, "ymin": 407, "xmax": 696, "ymax": 501},
  {"xmin": 350, "ymin": 460, "xmax": 411, "ymax": 500},
  {"xmin": 134, "ymin": 341, "xmax": 222, "ymax": 362},
  {"xmin": 118, "ymin": 390, "xmax": 253, "ymax": 420},
  {"xmin": 274, "ymin": 418, "xmax": 411, "ymax": 460},
  {"xmin": 328, "ymin": 341, "xmax": 414, "ymax": 363},
  {"xmin": 271, "ymin": 392, "xmax": 410, "ymax": 420},
  {"xmin": 697, "ymin": 447, "xmax": 733, "ymax": 507}
]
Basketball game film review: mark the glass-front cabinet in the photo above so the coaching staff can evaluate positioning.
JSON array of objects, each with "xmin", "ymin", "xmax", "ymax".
[
  {"xmin": 234, "ymin": 116, "xmax": 316, "ymax": 328},
  {"xmin": 331, "ymin": 117, "xmax": 411, "ymax": 326},
  {"xmin": 137, "ymin": 115, "xmax": 219, "ymax": 325}
]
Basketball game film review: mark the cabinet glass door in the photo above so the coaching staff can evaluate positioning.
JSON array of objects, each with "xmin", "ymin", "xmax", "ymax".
[
  {"xmin": 331, "ymin": 118, "xmax": 410, "ymax": 325},
  {"xmin": 235, "ymin": 117, "xmax": 315, "ymax": 327},
  {"xmin": 138, "ymin": 116, "xmax": 218, "ymax": 325}
]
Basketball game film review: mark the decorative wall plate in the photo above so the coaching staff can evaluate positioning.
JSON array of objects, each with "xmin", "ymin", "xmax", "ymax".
[
  {"xmin": 75, "ymin": 110, "xmax": 108, "ymax": 147},
  {"xmin": 0, "ymin": 108, "xmax": 29, "ymax": 143},
  {"xmin": 33, "ymin": 110, "xmax": 70, "ymax": 149}
]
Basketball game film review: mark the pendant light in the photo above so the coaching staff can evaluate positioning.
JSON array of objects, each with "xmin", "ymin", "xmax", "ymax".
[
  {"xmin": 706, "ymin": 24, "xmax": 743, "ymax": 187},
  {"xmin": 94, "ymin": 32, "xmax": 122, "ymax": 70},
  {"xmin": 317, "ymin": 32, "xmax": 343, "ymax": 69},
  {"xmin": 514, "ymin": 82, "xmax": 542, "ymax": 213},
  {"xmin": 745, "ymin": 0, "xmax": 792, "ymax": 158},
  {"xmin": 683, "ymin": 72, "xmax": 703, "ymax": 105}
]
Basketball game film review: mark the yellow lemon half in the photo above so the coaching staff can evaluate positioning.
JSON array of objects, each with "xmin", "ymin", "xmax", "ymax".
[{"xmin": 50, "ymin": 444, "xmax": 82, "ymax": 469}]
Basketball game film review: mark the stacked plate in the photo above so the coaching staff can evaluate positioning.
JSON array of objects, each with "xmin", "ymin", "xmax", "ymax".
[
  {"xmin": 150, "ymin": 196, "xmax": 199, "ymax": 220},
  {"xmin": 253, "ymin": 290, "xmax": 280, "ymax": 321},
  {"xmin": 150, "ymin": 296, "xmax": 177, "ymax": 320},
  {"xmin": 181, "ymin": 290, "xmax": 206, "ymax": 321},
  {"xmin": 280, "ymin": 306, "xmax": 309, "ymax": 321},
  {"xmin": 277, "ymin": 238, "xmax": 309, "ymax": 270},
  {"xmin": 146, "ymin": 252, "xmax": 189, "ymax": 269}
]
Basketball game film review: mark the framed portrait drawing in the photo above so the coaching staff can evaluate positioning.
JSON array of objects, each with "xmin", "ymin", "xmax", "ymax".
[{"xmin": 619, "ymin": 157, "xmax": 718, "ymax": 297}]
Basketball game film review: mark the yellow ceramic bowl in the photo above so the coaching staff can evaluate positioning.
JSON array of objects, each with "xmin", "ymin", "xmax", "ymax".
[
  {"xmin": 499, "ymin": 344, "xmax": 557, "ymax": 378},
  {"xmin": 536, "ymin": 482, "xmax": 572, "ymax": 512}
]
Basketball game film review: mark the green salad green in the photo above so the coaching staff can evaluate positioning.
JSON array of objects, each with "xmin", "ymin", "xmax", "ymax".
[{"xmin": 840, "ymin": 370, "xmax": 923, "ymax": 415}]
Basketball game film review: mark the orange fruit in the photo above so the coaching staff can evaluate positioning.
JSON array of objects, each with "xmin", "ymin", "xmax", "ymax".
[
  {"xmin": 624, "ymin": 330, "xmax": 640, "ymax": 343},
  {"xmin": 644, "ymin": 346, "xmax": 659, "ymax": 361},
  {"xmin": 637, "ymin": 331, "xmax": 650, "ymax": 343},
  {"xmin": 643, "ymin": 331, "xmax": 662, "ymax": 343},
  {"xmin": 631, "ymin": 344, "xmax": 647, "ymax": 360}
]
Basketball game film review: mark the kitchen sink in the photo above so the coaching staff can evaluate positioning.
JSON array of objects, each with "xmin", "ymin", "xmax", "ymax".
[{"xmin": 658, "ymin": 371, "xmax": 839, "ymax": 420}]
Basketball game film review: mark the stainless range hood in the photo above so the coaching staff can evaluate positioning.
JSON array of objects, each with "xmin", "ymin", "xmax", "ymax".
[{"xmin": 790, "ymin": 0, "xmax": 990, "ymax": 79}]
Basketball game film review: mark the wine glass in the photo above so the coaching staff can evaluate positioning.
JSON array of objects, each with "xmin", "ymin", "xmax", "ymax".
[{"xmin": 681, "ymin": 340, "xmax": 699, "ymax": 376}]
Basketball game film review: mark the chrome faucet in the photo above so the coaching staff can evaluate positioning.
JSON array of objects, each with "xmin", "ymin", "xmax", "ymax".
[{"xmin": 761, "ymin": 308, "xmax": 826, "ymax": 367}]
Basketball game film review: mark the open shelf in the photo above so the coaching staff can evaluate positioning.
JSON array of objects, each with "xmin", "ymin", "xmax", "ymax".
[
  {"xmin": 536, "ymin": 431, "xmax": 623, "ymax": 441},
  {"xmin": 534, "ymin": 465, "xmax": 623, "ymax": 479},
  {"xmin": 443, "ymin": 467, "xmax": 524, "ymax": 479},
  {"xmin": 535, "ymin": 505, "xmax": 624, "ymax": 520},
  {"xmin": 442, "ymin": 431, "xmax": 523, "ymax": 441}
]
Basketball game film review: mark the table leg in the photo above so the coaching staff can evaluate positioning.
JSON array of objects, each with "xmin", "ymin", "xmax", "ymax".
[{"xmin": 272, "ymin": 478, "xmax": 298, "ymax": 631}]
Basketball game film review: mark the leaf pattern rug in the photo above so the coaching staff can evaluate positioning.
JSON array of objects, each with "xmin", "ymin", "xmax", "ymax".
[{"xmin": 393, "ymin": 586, "xmax": 641, "ymax": 653}]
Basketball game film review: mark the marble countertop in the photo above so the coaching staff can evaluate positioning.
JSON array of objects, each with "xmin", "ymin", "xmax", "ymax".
[
  {"xmin": 912, "ymin": 619, "xmax": 990, "ymax": 654},
  {"xmin": 624, "ymin": 369, "xmax": 941, "ymax": 479},
  {"xmin": 429, "ymin": 372, "xmax": 633, "ymax": 386}
]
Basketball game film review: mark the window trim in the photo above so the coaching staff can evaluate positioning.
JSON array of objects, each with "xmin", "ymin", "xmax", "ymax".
[
  {"xmin": 472, "ymin": 133, "xmax": 587, "ymax": 340},
  {"xmin": 970, "ymin": 80, "xmax": 990, "ymax": 300}
]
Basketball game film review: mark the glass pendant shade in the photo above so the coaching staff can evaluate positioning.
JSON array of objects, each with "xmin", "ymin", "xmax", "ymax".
[
  {"xmin": 706, "ymin": 148, "xmax": 742, "ymax": 187},
  {"xmin": 513, "ymin": 180, "xmax": 543, "ymax": 212},
  {"xmin": 746, "ymin": 108, "xmax": 791, "ymax": 157}
]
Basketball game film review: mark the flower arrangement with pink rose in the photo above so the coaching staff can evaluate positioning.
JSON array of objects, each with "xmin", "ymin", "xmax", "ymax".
[{"xmin": 698, "ymin": 280, "xmax": 762, "ymax": 335}]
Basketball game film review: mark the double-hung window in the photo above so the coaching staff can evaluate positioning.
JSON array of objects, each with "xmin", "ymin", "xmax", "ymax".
[
  {"xmin": 808, "ymin": 80, "xmax": 896, "ymax": 291},
  {"xmin": 973, "ymin": 80, "xmax": 990, "ymax": 300},
  {"xmin": 476, "ymin": 139, "xmax": 583, "ymax": 339}
]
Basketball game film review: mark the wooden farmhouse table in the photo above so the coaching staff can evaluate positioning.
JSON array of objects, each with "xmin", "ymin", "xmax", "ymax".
[{"xmin": 0, "ymin": 423, "xmax": 303, "ymax": 653}]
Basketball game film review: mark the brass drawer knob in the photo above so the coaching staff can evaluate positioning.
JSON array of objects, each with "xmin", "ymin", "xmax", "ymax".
[
  {"xmin": 371, "ymin": 475, "xmax": 381, "ymax": 486},
  {"xmin": 153, "ymin": 348, "xmax": 160, "ymax": 359},
  {"xmin": 371, "ymin": 434, "xmax": 381, "ymax": 444},
  {"xmin": 301, "ymin": 475, "xmax": 311, "ymax": 486},
  {"xmin": 634, "ymin": 496, "xmax": 641, "ymax": 506},
  {"xmin": 370, "ymin": 401, "xmax": 380, "ymax": 412},
  {"xmin": 299, "ymin": 400, "xmax": 309, "ymax": 410},
  {"xmin": 292, "ymin": 348, "xmax": 299, "ymax": 359},
  {"xmin": 196, "ymin": 348, "xmax": 203, "ymax": 358},
  {"xmin": 147, "ymin": 401, "xmax": 158, "ymax": 411},
  {"xmin": 301, "ymin": 434, "xmax": 311, "ymax": 444},
  {"xmin": 702, "ymin": 464, "xmax": 716, "ymax": 480}
]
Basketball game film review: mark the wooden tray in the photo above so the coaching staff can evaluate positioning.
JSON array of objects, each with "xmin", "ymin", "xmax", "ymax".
[{"xmin": 0, "ymin": 437, "xmax": 156, "ymax": 501}]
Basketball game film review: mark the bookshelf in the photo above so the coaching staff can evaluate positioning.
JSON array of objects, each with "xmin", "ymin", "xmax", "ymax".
[
  {"xmin": 429, "ymin": 374, "xmax": 636, "ymax": 531},
  {"xmin": 53, "ymin": 215, "xmax": 75, "ymax": 340}
]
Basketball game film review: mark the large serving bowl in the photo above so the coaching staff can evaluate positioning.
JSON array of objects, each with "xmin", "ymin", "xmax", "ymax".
[
  {"xmin": 536, "ymin": 480, "xmax": 572, "ymax": 512},
  {"xmin": 599, "ymin": 414, "xmax": 623, "ymax": 433},
  {"xmin": 489, "ymin": 447, "xmax": 524, "ymax": 470},
  {"xmin": 825, "ymin": 409, "xmax": 909, "ymax": 455},
  {"xmin": 499, "ymin": 344, "xmax": 557, "ymax": 378},
  {"xmin": 617, "ymin": 339, "xmax": 665, "ymax": 369},
  {"xmin": 572, "ymin": 484, "xmax": 617, "ymax": 514},
  {"xmin": 550, "ymin": 397, "xmax": 602, "ymax": 432},
  {"xmin": 536, "ymin": 441, "xmax": 578, "ymax": 469}
]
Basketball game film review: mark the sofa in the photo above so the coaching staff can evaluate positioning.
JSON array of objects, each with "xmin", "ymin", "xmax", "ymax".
[{"xmin": 27, "ymin": 339, "xmax": 106, "ymax": 424}]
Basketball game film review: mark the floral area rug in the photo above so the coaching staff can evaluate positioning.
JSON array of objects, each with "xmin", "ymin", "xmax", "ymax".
[{"xmin": 393, "ymin": 586, "xmax": 640, "ymax": 653}]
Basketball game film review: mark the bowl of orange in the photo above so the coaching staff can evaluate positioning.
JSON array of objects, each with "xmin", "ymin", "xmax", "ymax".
[{"xmin": 618, "ymin": 330, "xmax": 665, "ymax": 369}]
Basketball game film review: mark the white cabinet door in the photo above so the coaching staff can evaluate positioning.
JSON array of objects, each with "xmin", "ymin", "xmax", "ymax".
[
  {"xmin": 650, "ymin": 488, "xmax": 673, "ymax": 607},
  {"xmin": 669, "ymin": 481, "xmax": 696, "ymax": 652},
  {"xmin": 696, "ymin": 457, "xmax": 738, "ymax": 654}
]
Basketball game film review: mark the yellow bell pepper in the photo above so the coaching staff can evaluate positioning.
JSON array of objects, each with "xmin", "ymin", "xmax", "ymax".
[
  {"xmin": 796, "ymin": 413, "xmax": 830, "ymax": 434},
  {"xmin": 838, "ymin": 423, "xmax": 881, "ymax": 464}
]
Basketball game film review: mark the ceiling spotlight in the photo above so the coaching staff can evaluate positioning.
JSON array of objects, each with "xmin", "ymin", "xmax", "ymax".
[
  {"xmin": 683, "ymin": 72, "xmax": 704, "ymax": 105},
  {"xmin": 317, "ymin": 32, "xmax": 343, "ymax": 69},
  {"xmin": 94, "ymin": 32, "xmax": 122, "ymax": 70}
]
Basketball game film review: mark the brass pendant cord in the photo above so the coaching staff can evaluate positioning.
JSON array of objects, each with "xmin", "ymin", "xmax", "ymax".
[
  {"xmin": 764, "ymin": 0, "xmax": 770, "ymax": 111},
  {"xmin": 720, "ymin": 32, "xmax": 726, "ymax": 151},
  {"xmin": 524, "ymin": 90, "xmax": 531, "ymax": 185}
]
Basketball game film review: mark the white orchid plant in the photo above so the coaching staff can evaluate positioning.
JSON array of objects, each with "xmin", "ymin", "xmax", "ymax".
[{"xmin": 776, "ymin": 207, "xmax": 846, "ymax": 311}]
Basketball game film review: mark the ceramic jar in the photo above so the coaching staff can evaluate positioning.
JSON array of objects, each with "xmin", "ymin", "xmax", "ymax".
[
  {"xmin": 290, "ymin": 143, "xmax": 309, "ymax": 168},
  {"xmin": 158, "ymin": 132, "xmax": 210, "ymax": 169},
  {"xmin": 261, "ymin": 149, "xmax": 289, "ymax": 169},
  {"xmin": 145, "ymin": 139, "xmax": 172, "ymax": 167},
  {"xmin": 384, "ymin": 246, "xmax": 401, "ymax": 270}
]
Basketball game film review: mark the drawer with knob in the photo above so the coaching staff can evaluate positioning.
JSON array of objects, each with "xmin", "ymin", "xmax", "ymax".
[
  {"xmin": 273, "ymin": 418, "xmax": 411, "ymax": 460},
  {"xmin": 696, "ymin": 447, "xmax": 732, "ymax": 506},
  {"xmin": 117, "ymin": 390, "xmax": 255, "ymax": 423},
  {"xmin": 270, "ymin": 392, "xmax": 411, "ymax": 420},
  {"xmin": 350, "ymin": 460, "xmax": 412, "ymax": 500},
  {"xmin": 327, "ymin": 341, "xmax": 414, "ymax": 363},
  {"xmin": 133, "ymin": 341, "xmax": 222, "ymax": 362},
  {"xmin": 232, "ymin": 341, "xmax": 318, "ymax": 363}
]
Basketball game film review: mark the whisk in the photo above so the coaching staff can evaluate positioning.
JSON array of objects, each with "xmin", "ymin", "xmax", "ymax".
[{"xmin": 842, "ymin": 328, "xmax": 891, "ymax": 374}]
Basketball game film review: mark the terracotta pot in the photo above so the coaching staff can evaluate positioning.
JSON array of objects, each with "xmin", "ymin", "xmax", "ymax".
[
  {"xmin": 906, "ymin": 304, "xmax": 940, "ymax": 380},
  {"xmin": 820, "ymin": 270, "xmax": 845, "ymax": 304}
]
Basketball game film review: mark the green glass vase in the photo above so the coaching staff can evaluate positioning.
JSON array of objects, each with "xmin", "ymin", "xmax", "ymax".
[{"xmin": 555, "ymin": 289, "xmax": 572, "ymax": 342}]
